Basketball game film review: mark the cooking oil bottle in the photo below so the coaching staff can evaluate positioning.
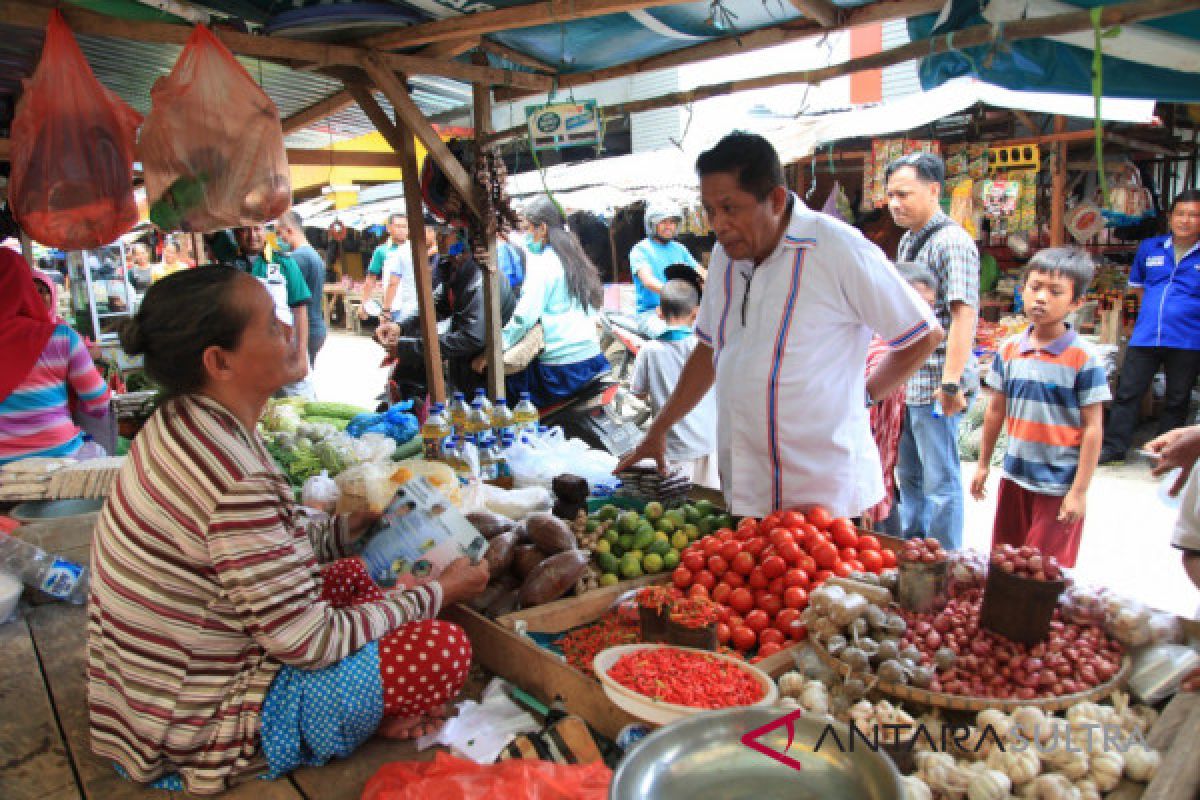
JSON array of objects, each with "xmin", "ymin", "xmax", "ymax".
[
  {"xmin": 465, "ymin": 399, "xmax": 491, "ymax": 436},
  {"xmin": 420, "ymin": 403, "xmax": 451, "ymax": 461},
  {"xmin": 490, "ymin": 397, "xmax": 515, "ymax": 438},
  {"xmin": 513, "ymin": 391, "xmax": 539, "ymax": 434},
  {"xmin": 472, "ymin": 388, "xmax": 493, "ymax": 420},
  {"xmin": 447, "ymin": 391, "xmax": 468, "ymax": 434}
]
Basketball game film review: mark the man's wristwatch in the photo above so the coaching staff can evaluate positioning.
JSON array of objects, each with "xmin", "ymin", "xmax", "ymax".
[{"xmin": 940, "ymin": 382, "xmax": 961, "ymax": 396}]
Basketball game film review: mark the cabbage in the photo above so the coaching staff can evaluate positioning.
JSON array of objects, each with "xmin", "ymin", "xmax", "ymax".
[
  {"xmin": 315, "ymin": 433, "xmax": 361, "ymax": 475},
  {"xmin": 263, "ymin": 403, "xmax": 302, "ymax": 433}
]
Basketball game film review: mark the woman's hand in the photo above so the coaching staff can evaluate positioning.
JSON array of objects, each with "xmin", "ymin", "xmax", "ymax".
[
  {"xmin": 470, "ymin": 353, "xmax": 487, "ymax": 374},
  {"xmin": 1147, "ymin": 425, "xmax": 1200, "ymax": 496},
  {"xmin": 345, "ymin": 511, "xmax": 382, "ymax": 541},
  {"xmin": 436, "ymin": 557, "xmax": 490, "ymax": 607}
]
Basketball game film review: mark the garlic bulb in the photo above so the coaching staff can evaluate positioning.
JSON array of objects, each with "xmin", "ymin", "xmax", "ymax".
[
  {"xmin": 1074, "ymin": 779, "xmax": 1101, "ymax": 800},
  {"xmin": 1065, "ymin": 701, "xmax": 1105, "ymax": 727},
  {"xmin": 778, "ymin": 696, "xmax": 801, "ymax": 710},
  {"xmin": 986, "ymin": 746, "xmax": 1041, "ymax": 785},
  {"xmin": 901, "ymin": 774, "xmax": 934, "ymax": 800},
  {"xmin": 1012, "ymin": 706, "xmax": 1049, "ymax": 742},
  {"xmin": 916, "ymin": 751, "xmax": 957, "ymax": 786},
  {"xmin": 1123, "ymin": 744, "xmax": 1161, "ymax": 783},
  {"xmin": 1088, "ymin": 750, "xmax": 1124, "ymax": 792},
  {"xmin": 976, "ymin": 708, "xmax": 1011, "ymax": 739},
  {"xmin": 849, "ymin": 699, "xmax": 875, "ymax": 729},
  {"xmin": 778, "ymin": 671, "xmax": 805, "ymax": 698},
  {"xmin": 800, "ymin": 682, "xmax": 830, "ymax": 715},
  {"xmin": 966, "ymin": 768, "xmax": 1012, "ymax": 800},
  {"xmin": 1041, "ymin": 747, "xmax": 1089, "ymax": 781},
  {"xmin": 1024, "ymin": 773, "xmax": 1081, "ymax": 800}
]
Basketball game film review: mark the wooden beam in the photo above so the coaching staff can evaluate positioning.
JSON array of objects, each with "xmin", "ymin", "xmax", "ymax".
[
  {"xmin": 285, "ymin": 148, "xmax": 409, "ymax": 167},
  {"xmin": 0, "ymin": 137, "xmax": 10, "ymax": 161},
  {"xmin": 0, "ymin": 0, "xmax": 551, "ymax": 89},
  {"xmin": 472, "ymin": 54, "xmax": 506, "ymax": 400},
  {"xmin": 486, "ymin": 0, "xmax": 1200, "ymax": 143},
  {"xmin": 360, "ymin": 52, "xmax": 482, "ymax": 218},
  {"xmin": 479, "ymin": 38, "xmax": 557, "ymax": 74},
  {"xmin": 345, "ymin": 83, "xmax": 446, "ymax": 404},
  {"xmin": 787, "ymin": 0, "xmax": 841, "ymax": 27},
  {"xmin": 363, "ymin": 0, "xmax": 685, "ymax": 50},
  {"xmin": 419, "ymin": 37, "xmax": 479, "ymax": 58},
  {"xmin": 281, "ymin": 90, "xmax": 354, "ymax": 134}
]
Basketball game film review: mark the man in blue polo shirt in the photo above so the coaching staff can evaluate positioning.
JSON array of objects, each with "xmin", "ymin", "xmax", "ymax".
[
  {"xmin": 1101, "ymin": 190, "xmax": 1200, "ymax": 463},
  {"xmin": 630, "ymin": 199, "xmax": 702, "ymax": 335}
]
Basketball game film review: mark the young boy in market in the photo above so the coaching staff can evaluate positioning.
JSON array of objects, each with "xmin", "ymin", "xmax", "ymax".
[
  {"xmin": 630, "ymin": 266, "xmax": 719, "ymax": 489},
  {"xmin": 970, "ymin": 247, "xmax": 1111, "ymax": 567}
]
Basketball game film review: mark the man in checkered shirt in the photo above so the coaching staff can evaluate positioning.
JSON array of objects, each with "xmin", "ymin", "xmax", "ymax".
[{"xmin": 886, "ymin": 152, "xmax": 980, "ymax": 549}]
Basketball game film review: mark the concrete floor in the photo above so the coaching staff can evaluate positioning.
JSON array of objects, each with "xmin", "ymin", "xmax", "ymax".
[{"xmin": 310, "ymin": 331, "xmax": 1199, "ymax": 619}]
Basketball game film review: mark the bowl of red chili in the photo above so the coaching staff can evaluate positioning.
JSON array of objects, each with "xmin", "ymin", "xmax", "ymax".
[{"xmin": 594, "ymin": 644, "xmax": 778, "ymax": 726}]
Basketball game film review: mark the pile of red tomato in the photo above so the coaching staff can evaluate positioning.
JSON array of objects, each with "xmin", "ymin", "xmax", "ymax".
[{"xmin": 671, "ymin": 508, "xmax": 896, "ymax": 660}]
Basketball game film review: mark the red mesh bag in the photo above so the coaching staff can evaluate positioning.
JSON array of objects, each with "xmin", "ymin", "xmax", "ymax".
[
  {"xmin": 9, "ymin": 10, "xmax": 142, "ymax": 249},
  {"xmin": 138, "ymin": 25, "xmax": 291, "ymax": 232}
]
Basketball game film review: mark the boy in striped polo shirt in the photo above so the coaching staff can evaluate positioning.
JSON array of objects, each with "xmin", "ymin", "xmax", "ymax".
[{"xmin": 971, "ymin": 248, "xmax": 1111, "ymax": 567}]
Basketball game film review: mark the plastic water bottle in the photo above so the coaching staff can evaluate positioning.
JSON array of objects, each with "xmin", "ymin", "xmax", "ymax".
[
  {"xmin": 420, "ymin": 403, "xmax": 451, "ymax": 462},
  {"xmin": 478, "ymin": 434, "xmax": 500, "ymax": 481},
  {"xmin": 0, "ymin": 531, "xmax": 89, "ymax": 604},
  {"xmin": 447, "ymin": 392, "xmax": 469, "ymax": 435},
  {"xmin": 491, "ymin": 397, "xmax": 516, "ymax": 438},
  {"xmin": 513, "ymin": 391, "xmax": 539, "ymax": 434}
]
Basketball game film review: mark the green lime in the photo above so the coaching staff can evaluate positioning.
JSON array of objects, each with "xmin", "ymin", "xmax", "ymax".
[
  {"xmin": 617, "ymin": 534, "xmax": 635, "ymax": 554},
  {"xmin": 595, "ymin": 552, "xmax": 619, "ymax": 574},
  {"xmin": 627, "ymin": 549, "xmax": 644, "ymax": 562},
  {"xmin": 643, "ymin": 553, "xmax": 664, "ymax": 574},
  {"xmin": 603, "ymin": 529, "xmax": 620, "ymax": 546},
  {"xmin": 618, "ymin": 511, "xmax": 641, "ymax": 535},
  {"xmin": 620, "ymin": 558, "xmax": 644, "ymax": 579},
  {"xmin": 649, "ymin": 537, "xmax": 671, "ymax": 556},
  {"xmin": 644, "ymin": 501, "xmax": 665, "ymax": 521},
  {"xmin": 665, "ymin": 509, "xmax": 687, "ymax": 529},
  {"xmin": 594, "ymin": 539, "xmax": 611, "ymax": 555},
  {"xmin": 683, "ymin": 524, "xmax": 701, "ymax": 542},
  {"xmin": 716, "ymin": 513, "xmax": 735, "ymax": 531},
  {"xmin": 585, "ymin": 519, "xmax": 599, "ymax": 533},
  {"xmin": 663, "ymin": 550, "xmax": 680, "ymax": 570},
  {"xmin": 698, "ymin": 516, "xmax": 719, "ymax": 536},
  {"xmin": 599, "ymin": 573, "xmax": 619, "ymax": 587},
  {"xmin": 683, "ymin": 504, "xmax": 702, "ymax": 525},
  {"xmin": 597, "ymin": 504, "xmax": 620, "ymax": 521},
  {"xmin": 632, "ymin": 530, "xmax": 655, "ymax": 552},
  {"xmin": 694, "ymin": 499, "xmax": 715, "ymax": 517},
  {"xmin": 670, "ymin": 531, "xmax": 689, "ymax": 550}
]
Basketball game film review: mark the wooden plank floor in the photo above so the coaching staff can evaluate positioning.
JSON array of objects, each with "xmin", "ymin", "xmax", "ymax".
[{"xmin": 0, "ymin": 603, "xmax": 450, "ymax": 800}]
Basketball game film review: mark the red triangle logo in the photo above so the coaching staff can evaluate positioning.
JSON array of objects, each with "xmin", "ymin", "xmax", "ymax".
[{"xmin": 740, "ymin": 709, "xmax": 806, "ymax": 772}]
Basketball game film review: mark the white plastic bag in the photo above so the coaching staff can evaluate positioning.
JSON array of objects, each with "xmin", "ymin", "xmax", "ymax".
[
  {"xmin": 480, "ymin": 484, "xmax": 554, "ymax": 519},
  {"xmin": 301, "ymin": 470, "xmax": 339, "ymax": 513},
  {"xmin": 503, "ymin": 426, "xmax": 617, "ymax": 490},
  {"xmin": 334, "ymin": 462, "xmax": 394, "ymax": 514}
]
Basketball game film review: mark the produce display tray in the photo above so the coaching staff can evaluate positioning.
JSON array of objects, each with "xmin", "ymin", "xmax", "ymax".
[{"xmin": 810, "ymin": 634, "xmax": 1131, "ymax": 713}]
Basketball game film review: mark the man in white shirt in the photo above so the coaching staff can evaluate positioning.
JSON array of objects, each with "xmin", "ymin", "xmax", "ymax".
[
  {"xmin": 617, "ymin": 132, "xmax": 943, "ymax": 518},
  {"xmin": 361, "ymin": 214, "xmax": 418, "ymax": 324}
]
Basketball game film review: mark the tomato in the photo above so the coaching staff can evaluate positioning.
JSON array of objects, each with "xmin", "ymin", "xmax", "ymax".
[
  {"xmin": 717, "ymin": 606, "xmax": 733, "ymax": 624},
  {"xmin": 857, "ymin": 534, "xmax": 882, "ymax": 551},
  {"xmin": 707, "ymin": 555, "xmax": 729, "ymax": 577},
  {"xmin": 813, "ymin": 542, "xmax": 839, "ymax": 570},
  {"xmin": 719, "ymin": 540, "xmax": 742, "ymax": 562},
  {"xmin": 726, "ymin": 613, "xmax": 744, "ymax": 630},
  {"xmin": 672, "ymin": 566, "xmax": 693, "ymax": 589},
  {"xmin": 828, "ymin": 516, "xmax": 857, "ymax": 545},
  {"xmin": 743, "ymin": 537, "xmax": 768, "ymax": 559},
  {"xmin": 758, "ymin": 593, "xmax": 783, "ymax": 618},
  {"xmin": 759, "ymin": 628, "xmax": 786, "ymax": 647},
  {"xmin": 723, "ymin": 570, "xmax": 745, "ymax": 589},
  {"xmin": 768, "ymin": 528, "xmax": 795, "ymax": 550},
  {"xmin": 738, "ymin": 517, "xmax": 759, "ymax": 532},
  {"xmin": 734, "ymin": 524, "xmax": 756, "ymax": 542},
  {"xmin": 730, "ymin": 551, "xmax": 756, "ymax": 576},
  {"xmin": 797, "ymin": 554, "xmax": 817, "ymax": 575},
  {"xmin": 716, "ymin": 623, "xmax": 732, "ymax": 645},
  {"xmin": 702, "ymin": 537, "xmax": 722, "ymax": 557},
  {"xmin": 839, "ymin": 547, "xmax": 858, "ymax": 562},
  {"xmin": 757, "ymin": 642, "xmax": 783, "ymax": 658},
  {"xmin": 687, "ymin": 584, "xmax": 710, "ymax": 600},
  {"xmin": 748, "ymin": 567, "xmax": 769, "ymax": 590},
  {"xmin": 718, "ymin": 529, "xmax": 734, "ymax": 542},
  {"xmin": 848, "ymin": 559, "xmax": 865, "ymax": 573},
  {"xmin": 814, "ymin": 568, "xmax": 833, "ymax": 583},
  {"xmin": 775, "ymin": 608, "xmax": 801, "ymax": 632},
  {"xmin": 785, "ymin": 619, "xmax": 808, "ymax": 641},
  {"xmin": 784, "ymin": 586, "xmax": 809, "ymax": 609},
  {"xmin": 881, "ymin": 549, "xmax": 898, "ymax": 568},
  {"xmin": 784, "ymin": 568, "xmax": 811, "ymax": 590},
  {"xmin": 767, "ymin": 577, "xmax": 786, "ymax": 596},
  {"xmin": 745, "ymin": 609, "xmax": 770, "ymax": 633},
  {"xmin": 776, "ymin": 541, "xmax": 802, "ymax": 566},
  {"xmin": 711, "ymin": 582, "xmax": 732, "ymax": 604},
  {"xmin": 761, "ymin": 555, "xmax": 787, "ymax": 580},
  {"xmin": 681, "ymin": 551, "xmax": 705, "ymax": 573},
  {"xmin": 729, "ymin": 587, "xmax": 755, "ymax": 615},
  {"xmin": 760, "ymin": 512, "xmax": 783, "ymax": 533},
  {"xmin": 859, "ymin": 549, "xmax": 884, "ymax": 573},
  {"xmin": 692, "ymin": 570, "xmax": 716, "ymax": 591},
  {"xmin": 807, "ymin": 506, "xmax": 833, "ymax": 531},
  {"xmin": 781, "ymin": 510, "xmax": 807, "ymax": 528},
  {"xmin": 731, "ymin": 626, "xmax": 757, "ymax": 652},
  {"xmin": 833, "ymin": 561, "xmax": 853, "ymax": 578}
]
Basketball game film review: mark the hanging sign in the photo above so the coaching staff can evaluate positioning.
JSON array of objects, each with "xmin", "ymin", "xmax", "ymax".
[{"xmin": 525, "ymin": 100, "xmax": 601, "ymax": 152}]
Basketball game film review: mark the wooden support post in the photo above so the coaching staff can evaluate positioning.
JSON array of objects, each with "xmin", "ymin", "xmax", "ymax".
[
  {"xmin": 191, "ymin": 232, "xmax": 207, "ymax": 267},
  {"xmin": 359, "ymin": 53, "xmax": 482, "ymax": 220},
  {"xmin": 472, "ymin": 55, "xmax": 506, "ymax": 400},
  {"xmin": 1050, "ymin": 116, "xmax": 1067, "ymax": 247},
  {"xmin": 18, "ymin": 230, "xmax": 35, "ymax": 267}
]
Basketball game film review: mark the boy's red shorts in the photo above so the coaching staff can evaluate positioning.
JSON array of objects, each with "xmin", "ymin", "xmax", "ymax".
[{"xmin": 991, "ymin": 477, "xmax": 1084, "ymax": 568}]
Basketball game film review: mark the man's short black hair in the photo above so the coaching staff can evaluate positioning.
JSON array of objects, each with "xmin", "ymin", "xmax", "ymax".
[
  {"xmin": 695, "ymin": 131, "xmax": 785, "ymax": 201},
  {"xmin": 659, "ymin": 279, "xmax": 700, "ymax": 321},
  {"xmin": 1171, "ymin": 189, "xmax": 1200, "ymax": 211},
  {"xmin": 884, "ymin": 151, "xmax": 946, "ymax": 185},
  {"xmin": 1021, "ymin": 246, "xmax": 1095, "ymax": 301}
]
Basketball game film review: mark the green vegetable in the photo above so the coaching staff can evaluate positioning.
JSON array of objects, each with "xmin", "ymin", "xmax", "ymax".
[
  {"xmin": 303, "ymin": 402, "xmax": 370, "ymax": 420},
  {"xmin": 392, "ymin": 433, "xmax": 423, "ymax": 461},
  {"xmin": 302, "ymin": 415, "xmax": 350, "ymax": 431}
]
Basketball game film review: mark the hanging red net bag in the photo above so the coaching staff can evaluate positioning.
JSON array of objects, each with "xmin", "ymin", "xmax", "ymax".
[
  {"xmin": 9, "ymin": 10, "xmax": 142, "ymax": 249},
  {"xmin": 138, "ymin": 25, "xmax": 291, "ymax": 232}
]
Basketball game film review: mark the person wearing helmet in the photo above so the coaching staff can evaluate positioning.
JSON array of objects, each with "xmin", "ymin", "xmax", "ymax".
[{"xmin": 631, "ymin": 200, "xmax": 702, "ymax": 327}]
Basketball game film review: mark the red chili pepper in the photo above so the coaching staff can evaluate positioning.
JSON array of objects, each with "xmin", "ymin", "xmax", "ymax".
[{"xmin": 607, "ymin": 649, "xmax": 764, "ymax": 709}]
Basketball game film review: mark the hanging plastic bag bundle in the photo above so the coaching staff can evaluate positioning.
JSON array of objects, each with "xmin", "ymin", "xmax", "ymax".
[
  {"xmin": 138, "ymin": 26, "xmax": 291, "ymax": 232},
  {"xmin": 9, "ymin": 11, "xmax": 142, "ymax": 250}
]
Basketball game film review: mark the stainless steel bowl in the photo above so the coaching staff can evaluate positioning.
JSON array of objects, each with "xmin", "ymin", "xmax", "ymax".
[
  {"xmin": 610, "ymin": 707, "xmax": 901, "ymax": 800},
  {"xmin": 10, "ymin": 498, "xmax": 105, "ymax": 523}
]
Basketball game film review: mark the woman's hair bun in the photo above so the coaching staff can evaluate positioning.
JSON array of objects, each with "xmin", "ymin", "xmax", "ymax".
[{"xmin": 118, "ymin": 317, "xmax": 146, "ymax": 356}]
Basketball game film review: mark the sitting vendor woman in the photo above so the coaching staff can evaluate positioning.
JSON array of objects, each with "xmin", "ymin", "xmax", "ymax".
[{"xmin": 87, "ymin": 267, "xmax": 489, "ymax": 795}]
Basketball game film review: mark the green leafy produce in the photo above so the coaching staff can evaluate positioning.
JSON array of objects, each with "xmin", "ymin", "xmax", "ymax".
[
  {"xmin": 302, "ymin": 416, "xmax": 350, "ymax": 431},
  {"xmin": 303, "ymin": 401, "xmax": 370, "ymax": 420},
  {"xmin": 265, "ymin": 438, "xmax": 323, "ymax": 486}
]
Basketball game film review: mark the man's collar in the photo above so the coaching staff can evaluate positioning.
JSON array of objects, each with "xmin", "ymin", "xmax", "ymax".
[
  {"xmin": 780, "ymin": 193, "xmax": 816, "ymax": 251},
  {"xmin": 910, "ymin": 210, "xmax": 949, "ymax": 236},
  {"xmin": 1018, "ymin": 324, "xmax": 1077, "ymax": 356},
  {"xmin": 1166, "ymin": 237, "xmax": 1200, "ymax": 259}
]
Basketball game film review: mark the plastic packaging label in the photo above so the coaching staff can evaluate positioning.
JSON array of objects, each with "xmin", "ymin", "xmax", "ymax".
[{"xmin": 40, "ymin": 558, "xmax": 83, "ymax": 599}]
